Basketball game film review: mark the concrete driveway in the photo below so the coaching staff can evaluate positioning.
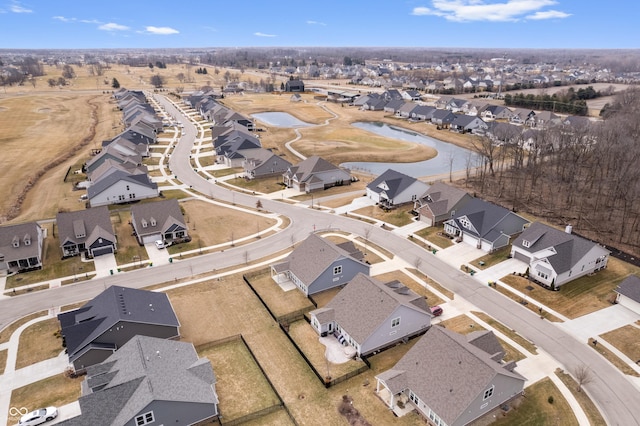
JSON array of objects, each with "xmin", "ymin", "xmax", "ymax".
[
  {"xmin": 436, "ymin": 242, "xmax": 484, "ymax": 268},
  {"xmin": 92, "ymin": 253, "xmax": 117, "ymax": 277},
  {"xmin": 474, "ymin": 258, "xmax": 528, "ymax": 283},
  {"xmin": 144, "ymin": 242, "xmax": 172, "ymax": 266},
  {"xmin": 559, "ymin": 304, "xmax": 640, "ymax": 342}
]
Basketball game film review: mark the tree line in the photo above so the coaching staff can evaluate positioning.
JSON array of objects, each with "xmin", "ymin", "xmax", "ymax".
[{"xmin": 503, "ymin": 86, "xmax": 608, "ymax": 115}]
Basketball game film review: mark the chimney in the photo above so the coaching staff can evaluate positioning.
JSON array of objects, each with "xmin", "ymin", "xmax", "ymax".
[{"xmin": 565, "ymin": 225, "xmax": 573, "ymax": 234}]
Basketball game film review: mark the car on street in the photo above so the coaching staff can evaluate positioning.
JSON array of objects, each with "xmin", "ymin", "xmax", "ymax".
[
  {"xmin": 19, "ymin": 407, "xmax": 58, "ymax": 426},
  {"xmin": 430, "ymin": 305, "xmax": 443, "ymax": 316}
]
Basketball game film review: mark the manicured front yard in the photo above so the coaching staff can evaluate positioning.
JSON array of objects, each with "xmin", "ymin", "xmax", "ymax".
[
  {"xmin": 226, "ymin": 176, "xmax": 287, "ymax": 194},
  {"xmin": 600, "ymin": 325, "xmax": 640, "ymax": 366},
  {"xmin": 414, "ymin": 226, "xmax": 454, "ymax": 248},
  {"xmin": 500, "ymin": 257, "xmax": 639, "ymax": 319},
  {"xmin": 15, "ymin": 318, "xmax": 63, "ymax": 370},
  {"xmin": 555, "ymin": 368, "xmax": 607, "ymax": 426},
  {"xmin": 474, "ymin": 246, "xmax": 511, "ymax": 270},
  {"xmin": 351, "ymin": 204, "xmax": 416, "ymax": 227},
  {"xmin": 588, "ymin": 338, "xmax": 639, "ymax": 377}
]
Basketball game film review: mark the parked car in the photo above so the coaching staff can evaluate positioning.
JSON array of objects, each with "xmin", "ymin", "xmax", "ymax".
[
  {"xmin": 19, "ymin": 407, "xmax": 58, "ymax": 426},
  {"xmin": 155, "ymin": 239, "xmax": 166, "ymax": 249},
  {"xmin": 430, "ymin": 305, "xmax": 443, "ymax": 317}
]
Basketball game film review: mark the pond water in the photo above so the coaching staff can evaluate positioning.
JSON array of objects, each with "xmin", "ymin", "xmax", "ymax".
[
  {"xmin": 252, "ymin": 112, "xmax": 312, "ymax": 128},
  {"xmin": 341, "ymin": 122, "xmax": 479, "ymax": 178}
]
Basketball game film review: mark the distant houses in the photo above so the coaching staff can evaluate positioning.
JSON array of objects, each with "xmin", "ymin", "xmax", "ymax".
[{"xmin": 283, "ymin": 156, "xmax": 352, "ymax": 193}]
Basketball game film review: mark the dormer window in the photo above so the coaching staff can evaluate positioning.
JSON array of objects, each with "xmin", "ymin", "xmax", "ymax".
[
  {"xmin": 150, "ymin": 217, "xmax": 156, "ymax": 227},
  {"xmin": 12, "ymin": 236, "xmax": 19, "ymax": 248},
  {"xmin": 522, "ymin": 240, "xmax": 530, "ymax": 248},
  {"xmin": 141, "ymin": 219, "xmax": 148, "ymax": 228},
  {"xmin": 24, "ymin": 235, "xmax": 31, "ymax": 246}
]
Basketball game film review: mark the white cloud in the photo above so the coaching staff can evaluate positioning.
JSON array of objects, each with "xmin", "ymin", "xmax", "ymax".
[
  {"xmin": 99, "ymin": 22, "xmax": 130, "ymax": 31},
  {"xmin": 254, "ymin": 32, "xmax": 276, "ymax": 37},
  {"xmin": 53, "ymin": 16, "xmax": 74, "ymax": 22},
  {"xmin": 307, "ymin": 20, "xmax": 327, "ymax": 26},
  {"xmin": 411, "ymin": 0, "xmax": 569, "ymax": 22},
  {"xmin": 145, "ymin": 26, "xmax": 179, "ymax": 35},
  {"xmin": 526, "ymin": 9, "xmax": 571, "ymax": 19},
  {"xmin": 10, "ymin": 2, "xmax": 32, "ymax": 13}
]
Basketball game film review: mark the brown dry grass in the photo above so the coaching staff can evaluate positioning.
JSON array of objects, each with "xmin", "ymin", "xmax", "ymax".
[
  {"xmin": 240, "ymin": 409, "xmax": 294, "ymax": 426},
  {"xmin": 414, "ymin": 226, "xmax": 455, "ymax": 248},
  {"xmin": 493, "ymin": 284, "xmax": 563, "ymax": 322},
  {"xmin": 406, "ymin": 268, "xmax": 455, "ymax": 300},
  {"xmin": 15, "ymin": 318, "xmax": 63, "ymax": 369},
  {"xmin": 111, "ymin": 210, "xmax": 149, "ymax": 266},
  {"xmin": 373, "ymin": 270, "xmax": 446, "ymax": 307},
  {"xmin": 9, "ymin": 374, "xmax": 82, "ymax": 425},
  {"xmin": 587, "ymin": 338, "xmax": 640, "ymax": 377},
  {"xmin": 600, "ymin": 325, "xmax": 640, "ymax": 364},
  {"xmin": 351, "ymin": 204, "xmax": 416, "ymax": 227},
  {"xmin": 246, "ymin": 268, "xmax": 315, "ymax": 318},
  {"xmin": 439, "ymin": 315, "xmax": 484, "ymax": 335},
  {"xmin": 0, "ymin": 311, "xmax": 48, "ymax": 344},
  {"xmin": 198, "ymin": 338, "xmax": 280, "ymax": 422},
  {"xmin": 500, "ymin": 257, "xmax": 638, "ymax": 319},
  {"xmin": 0, "ymin": 349, "xmax": 6, "ymax": 375},
  {"xmin": 555, "ymin": 368, "xmax": 607, "ymax": 426},
  {"xmin": 0, "ymin": 93, "xmax": 121, "ymax": 223},
  {"xmin": 472, "ymin": 311, "xmax": 538, "ymax": 355}
]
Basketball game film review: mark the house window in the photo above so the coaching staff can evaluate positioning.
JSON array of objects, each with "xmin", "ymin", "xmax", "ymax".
[
  {"xmin": 536, "ymin": 270, "xmax": 549, "ymax": 280},
  {"xmin": 135, "ymin": 411, "xmax": 154, "ymax": 426},
  {"xmin": 391, "ymin": 317, "xmax": 400, "ymax": 328},
  {"xmin": 333, "ymin": 265, "xmax": 342, "ymax": 275},
  {"xmin": 126, "ymin": 185, "xmax": 130, "ymax": 191},
  {"xmin": 483, "ymin": 386, "xmax": 494, "ymax": 400},
  {"xmin": 459, "ymin": 217, "xmax": 471, "ymax": 229},
  {"xmin": 141, "ymin": 219, "xmax": 148, "ymax": 228}
]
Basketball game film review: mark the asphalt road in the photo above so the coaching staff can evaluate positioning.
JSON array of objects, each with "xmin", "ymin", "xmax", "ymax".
[{"xmin": 0, "ymin": 94, "xmax": 637, "ymax": 425}]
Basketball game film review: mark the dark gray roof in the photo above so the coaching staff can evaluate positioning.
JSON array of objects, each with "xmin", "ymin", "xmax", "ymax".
[
  {"xmin": 56, "ymin": 207, "xmax": 114, "ymax": 248},
  {"xmin": 616, "ymin": 275, "xmax": 640, "ymax": 302},
  {"xmin": 60, "ymin": 336, "xmax": 217, "ymax": 426},
  {"xmin": 419, "ymin": 182, "xmax": 470, "ymax": 217},
  {"xmin": 285, "ymin": 155, "xmax": 348, "ymax": 184},
  {"xmin": 318, "ymin": 273, "xmax": 430, "ymax": 343},
  {"xmin": 377, "ymin": 326, "xmax": 524, "ymax": 426},
  {"xmin": 57, "ymin": 285, "xmax": 180, "ymax": 364},
  {"xmin": 271, "ymin": 233, "xmax": 367, "ymax": 287},
  {"xmin": 512, "ymin": 222, "xmax": 610, "ymax": 274},
  {"xmin": 0, "ymin": 222, "xmax": 42, "ymax": 264},
  {"xmin": 448, "ymin": 198, "xmax": 529, "ymax": 241},
  {"xmin": 130, "ymin": 199, "xmax": 186, "ymax": 239},
  {"xmin": 88, "ymin": 170, "xmax": 157, "ymax": 199},
  {"xmin": 367, "ymin": 168, "xmax": 424, "ymax": 200}
]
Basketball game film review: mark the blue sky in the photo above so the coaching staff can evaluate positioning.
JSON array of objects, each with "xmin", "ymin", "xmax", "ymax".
[{"xmin": 0, "ymin": 0, "xmax": 635, "ymax": 50}]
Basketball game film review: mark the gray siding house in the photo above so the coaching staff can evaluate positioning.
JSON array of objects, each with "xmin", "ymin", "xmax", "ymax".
[
  {"xmin": 414, "ymin": 182, "xmax": 472, "ymax": 226},
  {"xmin": 309, "ymin": 273, "xmax": 432, "ymax": 356},
  {"xmin": 615, "ymin": 276, "xmax": 640, "ymax": 315},
  {"xmin": 283, "ymin": 156, "xmax": 352, "ymax": 193},
  {"xmin": 243, "ymin": 149, "xmax": 292, "ymax": 179},
  {"xmin": 57, "ymin": 285, "xmax": 180, "ymax": 372},
  {"xmin": 0, "ymin": 222, "xmax": 44, "ymax": 273},
  {"xmin": 376, "ymin": 326, "xmax": 525, "ymax": 425},
  {"xmin": 271, "ymin": 233, "xmax": 369, "ymax": 296},
  {"xmin": 58, "ymin": 335, "xmax": 218, "ymax": 426},
  {"xmin": 130, "ymin": 199, "xmax": 188, "ymax": 245},
  {"xmin": 366, "ymin": 169, "xmax": 430, "ymax": 209},
  {"xmin": 511, "ymin": 222, "xmax": 610, "ymax": 289},
  {"xmin": 56, "ymin": 207, "xmax": 117, "ymax": 258}
]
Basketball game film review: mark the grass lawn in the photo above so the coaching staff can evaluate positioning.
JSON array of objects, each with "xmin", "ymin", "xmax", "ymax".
[
  {"xmin": 198, "ymin": 338, "xmax": 281, "ymax": 422},
  {"xmin": 474, "ymin": 246, "xmax": 512, "ymax": 270},
  {"xmin": 373, "ymin": 270, "xmax": 446, "ymax": 307},
  {"xmin": 588, "ymin": 338, "xmax": 640, "ymax": 377},
  {"xmin": 406, "ymin": 269, "xmax": 455, "ymax": 300},
  {"xmin": 111, "ymin": 210, "xmax": 149, "ymax": 266},
  {"xmin": 15, "ymin": 318, "xmax": 63, "ymax": 370},
  {"xmin": 491, "ymin": 377, "xmax": 578, "ymax": 426},
  {"xmin": 600, "ymin": 325, "xmax": 640, "ymax": 365},
  {"xmin": 9, "ymin": 374, "xmax": 82, "ymax": 425},
  {"xmin": 245, "ymin": 268, "xmax": 315, "ymax": 319},
  {"xmin": 311, "ymin": 287, "xmax": 344, "ymax": 309},
  {"xmin": 240, "ymin": 409, "xmax": 294, "ymax": 426},
  {"xmin": 319, "ymin": 194, "xmax": 363, "ymax": 209},
  {"xmin": 290, "ymin": 181, "xmax": 368, "ymax": 204},
  {"xmin": 226, "ymin": 176, "xmax": 286, "ymax": 194},
  {"xmin": 439, "ymin": 314, "xmax": 484, "ymax": 334},
  {"xmin": 0, "ymin": 311, "xmax": 48, "ymax": 344},
  {"xmin": 288, "ymin": 320, "xmax": 367, "ymax": 380},
  {"xmin": 472, "ymin": 311, "xmax": 538, "ymax": 355},
  {"xmin": 6, "ymin": 223, "xmax": 95, "ymax": 288},
  {"xmin": 0, "ymin": 349, "xmax": 6, "ymax": 375},
  {"xmin": 493, "ymin": 284, "xmax": 563, "ymax": 322},
  {"xmin": 500, "ymin": 257, "xmax": 639, "ymax": 319},
  {"xmin": 351, "ymin": 204, "xmax": 416, "ymax": 227},
  {"xmin": 414, "ymin": 226, "xmax": 454, "ymax": 248},
  {"xmin": 555, "ymin": 368, "xmax": 607, "ymax": 426}
]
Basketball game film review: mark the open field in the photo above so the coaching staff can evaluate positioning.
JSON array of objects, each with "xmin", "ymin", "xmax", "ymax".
[
  {"xmin": 15, "ymin": 318, "xmax": 62, "ymax": 370},
  {"xmin": 500, "ymin": 257, "xmax": 639, "ymax": 319}
]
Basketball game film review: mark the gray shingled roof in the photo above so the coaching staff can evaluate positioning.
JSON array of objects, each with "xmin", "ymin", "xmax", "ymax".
[
  {"xmin": 449, "ymin": 198, "xmax": 529, "ymax": 241},
  {"xmin": 271, "ymin": 233, "xmax": 367, "ymax": 287},
  {"xmin": 367, "ymin": 169, "xmax": 424, "ymax": 200},
  {"xmin": 615, "ymin": 275, "xmax": 640, "ymax": 302},
  {"xmin": 88, "ymin": 170, "xmax": 157, "ymax": 199},
  {"xmin": 321, "ymin": 273, "xmax": 430, "ymax": 344},
  {"xmin": 378, "ymin": 326, "xmax": 524, "ymax": 426},
  {"xmin": 60, "ymin": 336, "xmax": 217, "ymax": 426},
  {"xmin": 0, "ymin": 222, "xmax": 42, "ymax": 265},
  {"xmin": 419, "ymin": 182, "xmax": 470, "ymax": 217},
  {"xmin": 512, "ymin": 222, "xmax": 610, "ymax": 274},
  {"xmin": 56, "ymin": 207, "xmax": 114, "ymax": 248},
  {"xmin": 130, "ymin": 199, "xmax": 186, "ymax": 240},
  {"xmin": 286, "ymin": 156, "xmax": 347, "ymax": 184},
  {"xmin": 57, "ymin": 285, "xmax": 180, "ymax": 364}
]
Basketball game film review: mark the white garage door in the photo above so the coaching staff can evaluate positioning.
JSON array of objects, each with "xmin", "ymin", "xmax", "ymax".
[
  {"xmin": 462, "ymin": 233, "xmax": 479, "ymax": 248},
  {"xmin": 142, "ymin": 234, "xmax": 161, "ymax": 244}
]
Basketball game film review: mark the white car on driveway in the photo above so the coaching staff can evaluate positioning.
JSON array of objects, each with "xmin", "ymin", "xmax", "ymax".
[{"xmin": 19, "ymin": 407, "xmax": 58, "ymax": 425}]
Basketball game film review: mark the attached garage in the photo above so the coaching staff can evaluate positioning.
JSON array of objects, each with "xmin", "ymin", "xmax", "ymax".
[
  {"xmin": 91, "ymin": 246, "xmax": 114, "ymax": 257},
  {"xmin": 141, "ymin": 234, "xmax": 161, "ymax": 244},
  {"xmin": 513, "ymin": 250, "xmax": 531, "ymax": 264},
  {"xmin": 462, "ymin": 233, "xmax": 480, "ymax": 249}
]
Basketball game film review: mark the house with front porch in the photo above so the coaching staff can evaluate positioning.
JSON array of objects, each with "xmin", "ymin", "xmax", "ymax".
[
  {"xmin": 56, "ymin": 207, "xmax": 117, "ymax": 258},
  {"xmin": 414, "ymin": 182, "xmax": 472, "ymax": 226},
  {"xmin": 282, "ymin": 156, "xmax": 352, "ymax": 193},
  {"xmin": 243, "ymin": 148, "xmax": 292, "ymax": 179},
  {"xmin": 130, "ymin": 199, "xmax": 189, "ymax": 246},
  {"xmin": 0, "ymin": 222, "xmax": 44, "ymax": 273},
  {"xmin": 511, "ymin": 222, "xmax": 610, "ymax": 289},
  {"xmin": 366, "ymin": 169, "xmax": 429, "ymax": 209},
  {"xmin": 375, "ymin": 326, "xmax": 525, "ymax": 426},
  {"xmin": 270, "ymin": 233, "xmax": 369, "ymax": 296},
  {"xmin": 309, "ymin": 273, "xmax": 432, "ymax": 356},
  {"xmin": 443, "ymin": 198, "xmax": 529, "ymax": 252}
]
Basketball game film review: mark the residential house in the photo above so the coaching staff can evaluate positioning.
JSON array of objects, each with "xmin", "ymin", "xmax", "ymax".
[
  {"xmin": 383, "ymin": 99, "xmax": 406, "ymax": 115},
  {"xmin": 510, "ymin": 108, "xmax": 536, "ymax": 126},
  {"xmin": 444, "ymin": 198, "xmax": 529, "ymax": 252},
  {"xmin": 430, "ymin": 109, "xmax": 456, "ymax": 128},
  {"xmin": 485, "ymin": 122, "xmax": 522, "ymax": 146},
  {"xmin": 56, "ymin": 207, "xmax": 117, "ymax": 258},
  {"xmin": 0, "ymin": 222, "xmax": 44, "ymax": 273},
  {"xmin": 58, "ymin": 336, "xmax": 218, "ymax": 426},
  {"xmin": 57, "ymin": 285, "xmax": 180, "ymax": 372},
  {"xmin": 410, "ymin": 105, "xmax": 436, "ymax": 122},
  {"xmin": 414, "ymin": 182, "xmax": 472, "ymax": 226},
  {"xmin": 511, "ymin": 222, "xmax": 610, "ymax": 289},
  {"xmin": 285, "ymin": 79, "xmax": 305, "ymax": 92},
  {"xmin": 270, "ymin": 233, "xmax": 369, "ymax": 296},
  {"xmin": 403, "ymin": 90, "xmax": 422, "ymax": 101},
  {"xmin": 84, "ymin": 145, "xmax": 142, "ymax": 175},
  {"xmin": 243, "ymin": 149, "xmax": 292, "ymax": 179},
  {"xmin": 450, "ymin": 114, "xmax": 488, "ymax": 134},
  {"xmin": 615, "ymin": 276, "xmax": 640, "ymax": 315},
  {"xmin": 531, "ymin": 111, "xmax": 561, "ymax": 129},
  {"xmin": 480, "ymin": 105, "xmax": 513, "ymax": 121},
  {"xmin": 366, "ymin": 169, "xmax": 429, "ymax": 209},
  {"xmin": 88, "ymin": 170, "xmax": 159, "ymax": 207},
  {"xmin": 309, "ymin": 273, "xmax": 432, "ymax": 356},
  {"xmin": 213, "ymin": 129, "xmax": 262, "ymax": 167},
  {"xmin": 282, "ymin": 156, "xmax": 351, "ymax": 193},
  {"xmin": 375, "ymin": 326, "xmax": 525, "ymax": 426},
  {"xmin": 130, "ymin": 199, "xmax": 189, "ymax": 246},
  {"xmin": 397, "ymin": 102, "xmax": 420, "ymax": 119}
]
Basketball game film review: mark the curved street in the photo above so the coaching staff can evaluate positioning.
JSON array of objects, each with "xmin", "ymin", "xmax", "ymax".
[{"xmin": 0, "ymin": 94, "xmax": 638, "ymax": 425}]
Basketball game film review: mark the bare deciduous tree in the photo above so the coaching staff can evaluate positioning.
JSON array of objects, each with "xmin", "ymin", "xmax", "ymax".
[{"xmin": 572, "ymin": 364, "xmax": 593, "ymax": 392}]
